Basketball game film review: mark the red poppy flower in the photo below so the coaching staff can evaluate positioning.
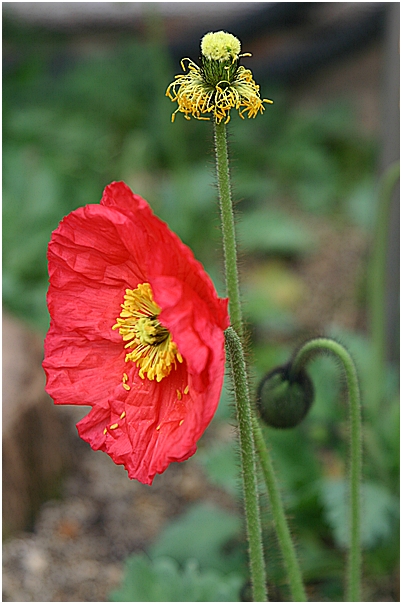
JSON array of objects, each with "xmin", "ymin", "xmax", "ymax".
[{"xmin": 43, "ymin": 182, "xmax": 229, "ymax": 485}]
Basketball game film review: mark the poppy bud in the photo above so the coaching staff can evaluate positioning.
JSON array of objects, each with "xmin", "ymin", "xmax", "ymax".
[{"xmin": 256, "ymin": 363, "xmax": 314, "ymax": 429}]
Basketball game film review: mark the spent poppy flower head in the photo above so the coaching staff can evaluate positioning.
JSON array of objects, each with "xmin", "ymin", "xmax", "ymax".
[
  {"xmin": 43, "ymin": 182, "xmax": 229, "ymax": 485},
  {"xmin": 166, "ymin": 30, "xmax": 273, "ymax": 124}
]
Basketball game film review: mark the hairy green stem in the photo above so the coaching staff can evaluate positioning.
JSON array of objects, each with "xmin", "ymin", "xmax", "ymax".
[
  {"xmin": 214, "ymin": 121, "xmax": 243, "ymax": 337},
  {"xmin": 213, "ymin": 120, "xmax": 266, "ymax": 600},
  {"xmin": 225, "ymin": 328, "xmax": 267, "ymax": 602},
  {"xmin": 368, "ymin": 162, "xmax": 400, "ymax": 411},
  {"xmin": 291, "ymin": 338, "xmax": 362, "ymax": 602},
  {"xmin": 252, "ymin": 417, "xmax": 307, "ymax": 601},
  {"xmin": 214, "ymin": 119, "xmax": 308, "ymax": 601}
]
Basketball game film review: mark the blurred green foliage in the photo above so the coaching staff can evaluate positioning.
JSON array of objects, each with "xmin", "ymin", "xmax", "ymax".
[
  {"xmin": 3, "ymin": 17, "xmax": 398, "ymax": 602},
  {"xmin": 111, "ymin": 553, "xmax": 243, "ymax": 602},
  {"xmin": 4, "ymin": 18, "xmax": 377, "ymax": 331}
]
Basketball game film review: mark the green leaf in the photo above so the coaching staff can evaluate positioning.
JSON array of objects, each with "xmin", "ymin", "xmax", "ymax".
[
  {"xmin": 148, "ymin": 502, "xmax": 244, "ymax": 575},
  {"xmin": 110, "ymin": 554, "xmax": 242, "ymax": 602},
  {"xmin": 321, "ymin": 479, "xmax": 399, "ymax": 548}
]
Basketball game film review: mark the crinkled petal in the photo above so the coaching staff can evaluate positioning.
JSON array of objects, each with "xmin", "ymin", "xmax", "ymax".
[
  {"xmin": 43, "ymin": 323, "xmax": 127, "ymax": 407},
  {"xmin": 76, "ymin": 358, "xmax": 224, "ymax": 485},
  {"xmin": 101, "ymin": 182, "xmax": 229, "ymax": 332}
]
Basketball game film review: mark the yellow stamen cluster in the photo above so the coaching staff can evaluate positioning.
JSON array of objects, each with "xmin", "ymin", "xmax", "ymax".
[
  {"xmin": 112, "ymin": 283, "xmax": 183, "ymax": 382},
  {"xmin": 201, "ymin": 31, "xmax": 241, "ymax": 62},
  {"xmin": 166, "ymin": 31, "xmax": 273, "ymax": 124},
  {"xmin": 167, "ymin": 61, "xmax": 272, "ymax": 124}
]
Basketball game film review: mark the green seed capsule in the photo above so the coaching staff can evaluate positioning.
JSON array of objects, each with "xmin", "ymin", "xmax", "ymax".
[{"xmin": 257, "ymin": 364, "xmax": 314, "ymax": 429}]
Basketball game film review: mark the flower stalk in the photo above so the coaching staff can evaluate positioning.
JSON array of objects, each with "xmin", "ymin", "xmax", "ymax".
[
  {"xmin": 214, "ymin": 117, "xmax": 266, "ymax": 601},
  {"xmin": 209, "ymin": 41, "xmax": 304, "ymax": 601},
  {"xmin": 368, "ymin": 161, "xmax": 400, "ymax": 412},
  {"xmin": 225, "ymin": 327, "xmax": 268, "ymax": 602},
  {"xmin": 214, "ymin": 121, "xmax": 243, "ymax": 337},
  {"xmin": 290, "ymin": 338, "xmax": 362, "ymax": 602},
  {"xmin": 252, "ymin": 416, "xmax": 307, "ymax": 602}
]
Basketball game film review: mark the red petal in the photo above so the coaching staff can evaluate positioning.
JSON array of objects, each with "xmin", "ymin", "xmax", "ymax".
[
  {"xmin": 76, "ymin": 358, "xmax": 224, "ymax": 485},
  {"xmin": 43, "ymin": 323, "xmax": 127, "ymax": 407}
]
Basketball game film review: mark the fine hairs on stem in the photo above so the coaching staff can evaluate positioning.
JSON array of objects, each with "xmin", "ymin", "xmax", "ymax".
[
  {"xmin": 252, "ymin": 416, "xmax": 307, "ymax": 601},
  {"xmin": 290, "ymin": 337, "xmax": 362, "ymax": 602},
  {"xmin": 214, "ymin": 117, "xmax": 267, "ymax": 601},
  {"xmin": 214, "ymin": 92, "xmax": 305, "ymax": 604},
  {"xmin": 225, "ymin": 327, "xmax": 268, "ymax": 602}
]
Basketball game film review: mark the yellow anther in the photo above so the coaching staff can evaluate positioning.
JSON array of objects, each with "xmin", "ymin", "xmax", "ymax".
[
  {"xmin": 110, "ymin": 423, "xmax": 118, "ymax": 430},
  {"xmin": 103, "ymin": 428, "xmax": 107, "ymax": 435},
  {"xmin": 122, "ymin": 373, "xmax": 131, "ymax": 390},
  {"xmin": 179, "ymin": 419, "xmax": 184, "ymax": 426},
  {"xmin": 176, "ymin": 389, "xmax": 182, "ymax": 400},
  {"xmin": 184, "ymin": 385, "xmax": 189, "ymax": 395},
  {"xmin": 120, "ymin": 411, "xmax": 126, "ymax": 420},
  {"xmin": 156, "ymin": 424, "xmax": 161, "ymax": 431}
]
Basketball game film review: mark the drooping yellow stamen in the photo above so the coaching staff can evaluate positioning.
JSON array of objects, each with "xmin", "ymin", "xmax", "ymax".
[
  {"xmin": 166, "ymin": 61, "xmax": 272, "ymax": 124},
  {"xmin": 112, "ymin": 283, "xmax": 183, "ymax": 382}
]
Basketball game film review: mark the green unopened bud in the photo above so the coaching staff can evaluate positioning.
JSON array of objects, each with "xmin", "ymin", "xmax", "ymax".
[{"xmin": 257, "ymin": 364, "xmax": 314, "ymax": 429}]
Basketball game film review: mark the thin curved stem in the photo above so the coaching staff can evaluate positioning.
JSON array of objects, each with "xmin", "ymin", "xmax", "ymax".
[
  {"xmin": 225, "ymin": 327, "xmax": 267, "ymax": 602},
  {"xmin": 291, "ymin": 338, "xmax": 362, "ymax": 602},
  {"xmin": 252, "ymin": 416, "xmax": 307, "ymax": 602},
  {"xmin": 368, "ymin": 161, "xmax": 400, "ymax": 412}
]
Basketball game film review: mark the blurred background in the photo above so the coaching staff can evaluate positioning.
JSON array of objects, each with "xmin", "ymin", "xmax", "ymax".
[{"xmin": 2, "ymin": 2, "xmax": 399, "ymax": 601}]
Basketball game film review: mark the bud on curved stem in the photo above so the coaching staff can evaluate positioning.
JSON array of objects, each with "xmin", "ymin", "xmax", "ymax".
[
  {"xmin": 252, "ymin": 415, "xmax": 307, "ymax": 602},
  {"xmin": 261, "ymin": 337, "xmax": 362, "ymax": 602},
  {"xmin": 257, "ymin": 363, "xmax": 314, "ymax": 428}
]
